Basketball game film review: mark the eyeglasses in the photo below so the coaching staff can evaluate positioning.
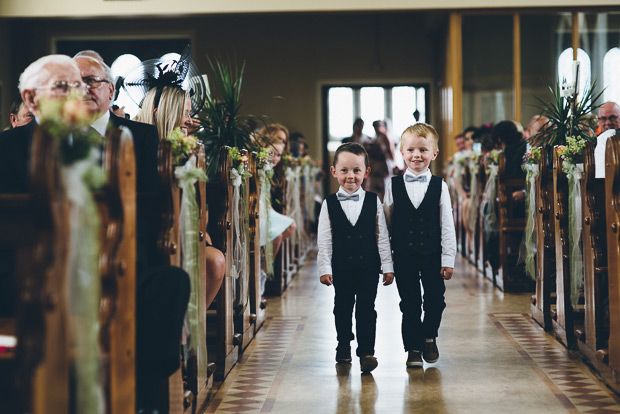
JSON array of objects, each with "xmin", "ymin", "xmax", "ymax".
[
  {"xmin": 599, "ymin": 115, "xmax": 619, "ymax": 123},
  {"xmin": 83, "ymin": 76, "xmax": 111, "ymax": 89},
  {"xmin": 36, "ymin": 80, "xmax": 86, "ymax": 95}
]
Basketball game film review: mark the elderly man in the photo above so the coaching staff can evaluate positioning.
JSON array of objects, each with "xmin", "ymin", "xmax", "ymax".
[
  {"xmin": 598, "ymin": 101, "xmax": 620, "ymax": 133},
  {"xmin": 594, "ymin": 102, "xmax": 620, "ymax": 178}
]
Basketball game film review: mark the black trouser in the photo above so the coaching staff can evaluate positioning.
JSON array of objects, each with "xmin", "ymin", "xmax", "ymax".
[
  {"xmin": 394, "ymin": 252, "xmax": 445, "ymax": 352},
  {"xmin": 332, "ymin": 267, "xmax": 380, "ymax": 357},
  {"xmin": 136, "ymin": 265, "xmax": 190, "ymax": 412}
]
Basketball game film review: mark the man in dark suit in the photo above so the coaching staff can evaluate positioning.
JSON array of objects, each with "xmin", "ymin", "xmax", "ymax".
[{"xmin": 73, "ymin": 54, "xmax": 191, "ymax": 411}]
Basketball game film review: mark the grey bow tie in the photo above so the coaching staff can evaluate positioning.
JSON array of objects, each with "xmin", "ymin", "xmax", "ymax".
[
  {"xmin": 405, "ymin": 174, "xmax": 427, "ymax": 183},
  {"xmin": 337, "ymin": 193, "xmax": 360, "ymax": 201}
]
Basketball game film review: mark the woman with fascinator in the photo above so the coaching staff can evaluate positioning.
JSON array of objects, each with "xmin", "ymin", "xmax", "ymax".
[{"xmin": 123, "ymin": 46, "xmax": 226, "ymax": 309}]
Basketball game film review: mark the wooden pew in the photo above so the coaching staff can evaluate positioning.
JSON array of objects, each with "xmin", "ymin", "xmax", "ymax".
[
  {"xmin": 97, "ymin": 127, "xmax": 137, "ymax": 414},
  {"xmin": 576, "ymin": 141, "xmax": 609, "ymax": 370},
  {"xmin": 601, "ymin": 134, "xmax": 620, "ymax": 393},
  {"xmin": 531, "ymin": 148, "xmax": 556, "ymax": 331},
  {"xmin": 0, "ymin": 127, "xmax": 70, "ymax": 414},
  {"xmin": 206, "ymin": 146, "xmax": 240, "ymax": 381},
  {"xmin": 551, "ymin": 149, "xmax": 577, "ymax": 348},
  {"xmin": 248, "ymin": 152, "xmax": 267, "ymax": 334},
  {"xmin": 496, "ymin": 152, "xmax": 533, "ymax": 292}
]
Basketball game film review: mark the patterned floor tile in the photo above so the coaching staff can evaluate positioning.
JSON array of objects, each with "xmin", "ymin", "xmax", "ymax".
[{"xmin": 493, "ymin": 313, "xmax": 620, "ymax": 413}]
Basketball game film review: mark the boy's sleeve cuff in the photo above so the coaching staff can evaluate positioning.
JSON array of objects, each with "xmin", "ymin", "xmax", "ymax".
[
  {"xmin": 441, "ymin": 255, "xmax": 455, "ymax": 269},
  {"xmin": 382, "ymin": 263, "xmax": 394, "ymax": 273},
  {"xmin": 319, "ymin": 265, "xmax": 333, "ymax": 276}
]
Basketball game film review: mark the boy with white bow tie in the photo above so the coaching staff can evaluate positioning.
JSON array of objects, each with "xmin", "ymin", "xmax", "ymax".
[
  {"xmin": 318, "ymin": 142, "xmax": 394, "ymax": 373},
  {"xmin": 383, "ymin": 122, "xmax": 456, "ymax": 368}
]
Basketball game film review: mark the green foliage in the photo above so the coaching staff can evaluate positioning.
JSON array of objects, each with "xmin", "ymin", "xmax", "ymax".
[
  {"xmin": 195, "ymin": 58, "xmax": 265, "ymax": 180},
  {"xmin": 533, "ymin": 81, "xmax": 603, "ymax": 149},
  {"xmin": 165, "ymin": 126, "xmax": 198, "ymax": 165}
]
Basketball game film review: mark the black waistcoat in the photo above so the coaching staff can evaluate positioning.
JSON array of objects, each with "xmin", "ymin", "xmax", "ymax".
[
  {"xmin": 391, "ymin": 175, "xmax": 442, "ymax": 258},
  {"xmin": 326, "ymin": 191, "xmax": 381, "ymax": 273}
]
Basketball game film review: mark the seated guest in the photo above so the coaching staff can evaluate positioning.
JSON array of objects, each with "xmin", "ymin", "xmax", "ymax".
[
  {"xmin": 492, "ymin": 120, "xmax": 526, "ymax": 179},
  {"xmin": 125, "ymin": 49, "xmax": 226, "ymax": 309},
  {"xmin": 258, "ymin": 123, "xmax": 297, "ymax": 257},
  {"xmin": 289, "ymin": 132, "xmax": 307, "ymax": 158},
  {"xmin": 594, "ymin": 102, "xmax": 620, "ymax": 178},
  {"xmin": 7, "ymin": 97, "xmax": 34, "ymax": 129}
]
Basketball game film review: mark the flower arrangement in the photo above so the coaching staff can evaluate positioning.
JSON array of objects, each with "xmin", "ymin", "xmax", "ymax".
[
  {"xmin": 522, "ymin": 146, "xmax": 542, "ymax": 165},
  {"xmin": 256, "ymin": 147, "xmax": 273, "ymax": 169},
  {"xmin": 229, "ymin": 146, "xmax": 252, "ymax": 179},
  {"xmin": 166, "ymin": 126, "xmax": 199, "ymax": 165},
  {"xmin": 38, "ymin": 93, "xmax": 102, "ymax": 166},
  {"xmin": 555, "ymin": 135, "xmax": 586, "ymax": 164},
  {"xmin": 487, "ymin": 149, "xmax": 501, "ymax": 166}
]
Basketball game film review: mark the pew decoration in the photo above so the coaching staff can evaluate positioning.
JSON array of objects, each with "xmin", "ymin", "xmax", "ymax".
[
  {"xmin": 466, "ymin": 152, "xmax": 480, "ymax": 241},
  {"xmin": 303, "ymin": 157, "xmax": 321, "ymax": 224},
  {"xmin": 257, "ymin": 147, "xmax": 275, "ymax": 279},
  {"xmin": 480, "ymin": 149, "xmax": 500, "ymax": 245},
  {"xmin": 39, "ymin": 94, "xmax": 107, "ymax": 413},
  {"xmin": 556, "ymin": 137, "xmax": 587, "ymax": 306},
  {"xmin": 522, "ymin": 146, "xmax": 541, "ymax": 280},
  {"xmin": 169, "ymin": 126, "xmax": 209, "ymax": 381},
  {"xmin": 229, "ymin": 147, "xmax": 251, "ymax": 312}
]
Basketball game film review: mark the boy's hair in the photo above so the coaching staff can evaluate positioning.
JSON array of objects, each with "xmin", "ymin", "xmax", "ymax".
[
  {"xmin": 333, "ymin": 142, "xmax": 369, "ymax": 168},
  {"xmin": 400, "ymin": 122, "xmax": 439, "ymax": 151}
]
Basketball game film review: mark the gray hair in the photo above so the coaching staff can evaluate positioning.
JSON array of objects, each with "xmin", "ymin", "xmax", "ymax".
[
  {"xmin": 74, "ymin": 49, "xmax": 104, "ymax": 62},
  {"xmin": 74, "ymin": 54, "xmax": 114, "ymax": 83},
  {"xmin": 18, "ymin": 54, "xmax": 78, "ymax": 93}
]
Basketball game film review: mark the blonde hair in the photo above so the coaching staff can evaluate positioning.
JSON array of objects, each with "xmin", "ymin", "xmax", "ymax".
[
  {"xmin": 258, "ymin": 123, "xmax": 289, "ymax": 145},
  {"xmin": 134, "ymin": 86, "xmax": 188, "ymax": 141},
  {"xmin": 400, "ymin": 122, "xmax": 439, "ymax": 152}
]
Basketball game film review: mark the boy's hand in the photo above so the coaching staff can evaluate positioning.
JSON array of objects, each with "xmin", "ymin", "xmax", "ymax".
[
  {"xmin": 383, "ymin": 272, "xmax": 394, "ymax": 286},
  {"xmin": 320, "ymin": 274, "xmax": 333, "ymax": 286},
  {"xmin": 441, "ymin": 267, "xmax": 453, "ymax": 280}
]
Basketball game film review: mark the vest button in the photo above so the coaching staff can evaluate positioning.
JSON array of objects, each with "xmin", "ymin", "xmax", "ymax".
[
  {"xmin": 420, "ymin": 242, "xmax": 424, "ymax": 246},
  {"xmin": 420, "ymin": 231, "xmax": 424, "ymax": 235},
  {"xmin": 359, "ymin": 235, "xmax": 363, "ymax": 239},
  {"xmin": 419, "ymin": 218, "xmax": 424, "ymax": 223},
  {"xmin": 409, "ymin": 218, "xmax": 413, "ymax": 223},
  {"xmin": 359, "ymin": 256, "xmax": 363, "ymax": 260},
  {"xmin": 409, "ymin": 242, "xmax": 413, "ymax": 247},
  {"xmin": 409, "ymin": 230, "xmax": 414, "ymax": 235},
  {"xmin": 348, "ymin": 256, "xmax": 353, "ymax": 260}
]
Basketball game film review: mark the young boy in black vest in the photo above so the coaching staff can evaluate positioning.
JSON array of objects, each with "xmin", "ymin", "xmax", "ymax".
[
  {"xmin": 383, "ymin": 123, "xmax": 456, "ymax": 368},
  {"xmin": 317, "ymin": 142, "xmax": 394, "ymax": 373}
]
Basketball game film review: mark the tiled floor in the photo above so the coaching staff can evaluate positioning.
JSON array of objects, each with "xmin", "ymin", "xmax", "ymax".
[{"xmin": 203, "ymin": 252, "xmax": 620, "ymax": 414}]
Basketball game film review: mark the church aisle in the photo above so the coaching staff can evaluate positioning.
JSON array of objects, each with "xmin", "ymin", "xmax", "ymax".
[{"xmin": 204, "ymin": 252, "xmax": 620, "ymax": 414}]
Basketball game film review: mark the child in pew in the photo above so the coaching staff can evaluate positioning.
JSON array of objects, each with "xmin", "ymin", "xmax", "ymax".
[
  {"xmin": 383, "ymin": 122, "xmax": 456, "ymax": 368},
  {"xmin": 318, "ymin": 142, "xmax": 394, "ymax": 373}
]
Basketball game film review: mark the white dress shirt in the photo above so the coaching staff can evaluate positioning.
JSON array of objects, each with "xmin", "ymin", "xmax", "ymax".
[
  {"xmin": 317, "ymin": 186, "xmax": 394, "ymax": 277},
  {"xmin": 90, "ymin": 110, "xmax": 110, "ymax": 137},
  {"xmin": 594, "ymin": 129, "xmax": 616, "ymax": 178},
  {"xmin": 383, "ymin": 169, "xmax": 456, "ymax": 268}
]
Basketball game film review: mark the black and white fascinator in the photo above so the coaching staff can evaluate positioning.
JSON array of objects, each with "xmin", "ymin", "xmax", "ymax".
[{"xmin": 122, "ymin": 45, "xmax": 207, "ymax": 116}]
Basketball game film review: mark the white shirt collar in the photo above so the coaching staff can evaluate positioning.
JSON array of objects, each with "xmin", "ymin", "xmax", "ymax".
[
  {"xmin": 91, "ymin": 110, "xmax": 110, "ymax": 137},
  {"xmin": 338, "ymin": 186, "xmax": 364, "ymax": 196}
]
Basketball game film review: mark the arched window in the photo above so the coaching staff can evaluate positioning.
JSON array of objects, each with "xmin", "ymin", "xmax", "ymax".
[
  {"xmin": 557, "ymin": 47, "xmax": 591, "ymax": 99},
  {"xmin": 110, "ymin": 54, "xmax": 142, "ymax": 118},
  {"xmin": 604, "ymin": 47, "xmax": 620, "ymax": 104}
]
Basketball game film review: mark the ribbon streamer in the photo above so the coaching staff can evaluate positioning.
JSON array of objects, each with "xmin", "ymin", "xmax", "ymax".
[
  {"xmin": 521, "ymin": 164, "xmax": 539, "ymax": 280},
  {"xmin": 259, "ymin": 167, "xmax": 274, "ymax": 280},
  {"xmin": 175, "ymin": 155, "xmax": 208, "ymax": 378},
  {"xmin": 562, "ymin": 161, "xmax": 584, "ymax": 308},
  {"xmin": 466, "ymin": 159, "xmax": 479, "ymax": 237},
  {"xmin": 230, "ymin": 165, "xmax": 250, "ymax": 313},
  {"xmin": 480, "ymin": 164, "xmax": 499, "ymax": 243},
  {"xmin": 62, "ymin": 148, "xmax": 105, "ymax": 414}
]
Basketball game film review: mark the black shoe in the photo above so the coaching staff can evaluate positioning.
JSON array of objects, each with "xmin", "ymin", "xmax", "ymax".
[
  {"xmin": 423, "ymin": 338, "xmax": 439, "ymax": 363},
  {"xmin": 336, "ymin": 345, "xmax": 352, "ymax": 364},
  {"xmin": 406, "ymin": 350, "xmax": 423, "ymax": 368},
  {"xmin": 360, "ymin": 355, "xmax": 378, "ymax": 373}
]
